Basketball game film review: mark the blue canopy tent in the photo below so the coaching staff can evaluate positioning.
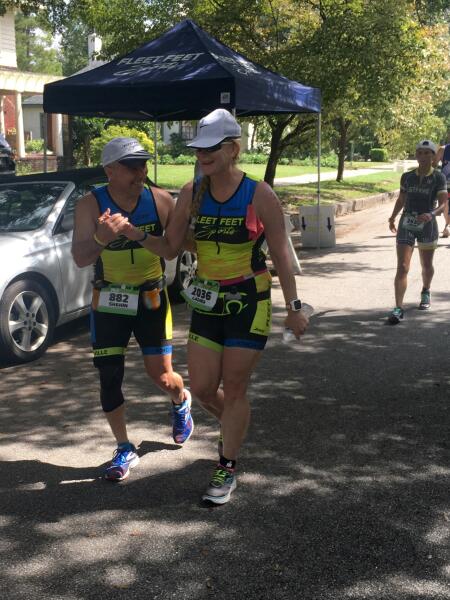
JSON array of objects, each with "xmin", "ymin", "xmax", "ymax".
[
  {"xmin": 43, "ymin": 19, "xmax": 323, "ymax": 246},
  {"xmin": 44, "ymin": 19, "xmax": 320, "ymax": 120}
]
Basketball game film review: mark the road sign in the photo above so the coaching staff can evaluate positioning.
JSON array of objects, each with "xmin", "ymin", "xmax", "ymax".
[{"xmin": 299, "ymin": 205, "xmax": 336, "ymax": 248}]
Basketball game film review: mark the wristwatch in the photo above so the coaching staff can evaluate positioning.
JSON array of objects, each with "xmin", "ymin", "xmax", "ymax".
[{"xmin": 286, "ymin": 299, "xmax": 302, "ymax": 311}]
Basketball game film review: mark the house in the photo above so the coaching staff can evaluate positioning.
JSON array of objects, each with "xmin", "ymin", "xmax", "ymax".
[{"xmin": 0, "ymin": 9, "xmax": 64, "ymax": 160}]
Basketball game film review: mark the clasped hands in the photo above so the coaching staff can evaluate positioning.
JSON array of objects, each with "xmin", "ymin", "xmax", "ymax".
[{"xmin": 96, "ymin": 208, "xmax": 143, "ymax": 244}]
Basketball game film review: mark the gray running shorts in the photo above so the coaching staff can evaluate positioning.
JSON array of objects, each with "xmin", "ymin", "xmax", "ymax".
[{"xmin": 396, "ymin": 214, "xmax": 439, "ymax": 249}]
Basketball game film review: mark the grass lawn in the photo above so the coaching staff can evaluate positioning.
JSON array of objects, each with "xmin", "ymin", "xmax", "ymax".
[
  {"xmin": 276, "ymin": 171, "xmax": 401, "ymax": 207},
  {"xmin": 153, "ymin": 163, "xmax": 335, "ymax": 189}
]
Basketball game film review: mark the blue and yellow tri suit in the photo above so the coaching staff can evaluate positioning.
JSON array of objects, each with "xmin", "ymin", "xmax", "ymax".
[
  {"xmin": 188, "ymin": 174, "xmax": 272, "ymax": 352},
  {"xmin": 90, "ymin": 185, "xmax": 172, "ymax": 365}
]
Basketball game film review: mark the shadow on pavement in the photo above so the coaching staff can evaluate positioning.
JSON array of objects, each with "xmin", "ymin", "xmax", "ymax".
[{"xmin": 0, "ymin": 299, "xmax": 449, "ymax": 599}]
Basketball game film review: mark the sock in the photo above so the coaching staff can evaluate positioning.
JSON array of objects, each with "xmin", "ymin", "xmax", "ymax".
[
  {"xmin": 118, "ymin": 441, "xmax": 134, "ymax": 451},
  {"xmin": 219, "ymin": 455, "xmax": 236, "ymax": 471}
]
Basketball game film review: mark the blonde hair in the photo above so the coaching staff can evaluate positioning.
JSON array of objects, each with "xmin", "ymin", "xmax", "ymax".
[{"xmin": 185, "ymin": 139, "xmax": 241, "ymax": 246}]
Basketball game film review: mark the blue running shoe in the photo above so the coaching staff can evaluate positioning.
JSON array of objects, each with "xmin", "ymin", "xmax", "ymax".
[
  {"xmin": 202, "ymin": 464, "xmax": 237, "ymax": 505},
  {"xmin": 104, "ymin": 443, "xmax": 139, "ymax": 481},
  {"xmin": 172, "ymin": 389, "xmax": 194, "ymax": 444}
]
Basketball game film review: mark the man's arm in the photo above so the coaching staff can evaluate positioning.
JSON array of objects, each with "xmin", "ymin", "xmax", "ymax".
[
  {"xmin": 71, "ymin": 193, "xmax": 129, "ymax": 267},
  {"xmin": 72, "ymin": 193, "xmax": 103, "ymax": 268}
]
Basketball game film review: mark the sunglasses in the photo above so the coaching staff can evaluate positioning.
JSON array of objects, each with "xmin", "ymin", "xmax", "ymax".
[
  {"xmin": 192, "ymin": 141, "xmax": 234, "ymax": 154},
  {"xmin": 118, "ymin": 158, "xmax": 148, "ymax": 168}
]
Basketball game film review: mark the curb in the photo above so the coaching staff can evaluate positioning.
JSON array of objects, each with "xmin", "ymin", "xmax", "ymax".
[
  {"xmin": 336, "ymin": 190, "xmax": 398, "ymax": 216},
  {"xmin": 287, "ymin": 190, "xmax": 399, "ymax": 230}
]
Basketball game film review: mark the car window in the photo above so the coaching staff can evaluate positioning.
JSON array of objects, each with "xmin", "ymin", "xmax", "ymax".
[
  {"xmin": 64, "ymin": 186, "xmax": 87, "ymax": 217},
  {"xmin": 0, "ymin": 183, "xmax": 67, "ymax": 231},
  {"xmin": 64, "ymin": 179, "xmax": 108, "ymax": 214}
]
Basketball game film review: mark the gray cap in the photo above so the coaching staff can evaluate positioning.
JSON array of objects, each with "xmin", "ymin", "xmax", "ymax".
[
  {"xmin": 416, "ymin": 139, "xmax": 437, "ymax": 154},
  {"xmin": 101, "ymin": 137, "xmax": 152, "ymax": 166},
  {"xmin": 187, "ymin": 109, "xmax": 241, "ymax": 148}
]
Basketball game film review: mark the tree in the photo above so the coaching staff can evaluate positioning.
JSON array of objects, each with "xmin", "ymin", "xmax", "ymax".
[
  {"xmin": 377, "ymin": 24, "xmax": 450, "ymax": 156},
  {"xmin": 4, "ymin": 0, "xmax": 450, "ymax": 184},
  {"xmin": 15, "ymin": 12, "xmax": 62, "ymax": 75},
  {"xmin": 59, "ymin": 20, "xmax": 91, "ymax": 76}
]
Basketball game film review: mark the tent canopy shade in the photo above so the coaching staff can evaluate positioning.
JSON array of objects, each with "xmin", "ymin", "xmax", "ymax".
[{"xmin": 43, "ymin": 19, "xmax": 321, "ymax": 120}]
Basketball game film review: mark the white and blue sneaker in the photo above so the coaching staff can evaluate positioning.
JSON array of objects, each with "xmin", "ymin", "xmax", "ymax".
[
  {"xmin": 104, "ymin": 442, "xmax": 139, "ymax": 481},
  {"xmin": 172, "ymin": 389, "xmax": 194, "ymax": 444}
]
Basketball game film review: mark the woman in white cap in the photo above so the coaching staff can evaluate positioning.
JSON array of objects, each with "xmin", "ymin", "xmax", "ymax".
[
  {"xmin": 122, "ymin": 110, "xmax": 308, "ymax": 504},
  {"xmin": 387, "ymin": 139, "xmax": 447, "ymax": 324}
]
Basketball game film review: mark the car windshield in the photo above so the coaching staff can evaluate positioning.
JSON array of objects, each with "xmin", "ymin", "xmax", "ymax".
[{"xmin": 0, "ymin": 183, "xmax": 67, "ymax": 231}]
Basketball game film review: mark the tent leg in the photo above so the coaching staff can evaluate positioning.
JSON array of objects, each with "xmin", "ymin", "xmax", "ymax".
[
  {"xmin": 43, "ymin": 115, "xmax": 48, "ymax": 173},
  {"xmin": 316, "ymin": 112, "xmax": 321, "ymax": 249},
  {"xmin": 153, "ymin": 121, "xmax": 158, "ymax": 184}
]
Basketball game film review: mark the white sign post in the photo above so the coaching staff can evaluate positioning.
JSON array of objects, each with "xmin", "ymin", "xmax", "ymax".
[{"xmin": 298, "ymin": 205, "xmax": 336, "ymax": 248}]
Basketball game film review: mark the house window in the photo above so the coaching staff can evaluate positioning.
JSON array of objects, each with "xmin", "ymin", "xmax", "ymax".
[{"xmin": 180, "ymin": 121, "xmax": 196, "ymax": 141}]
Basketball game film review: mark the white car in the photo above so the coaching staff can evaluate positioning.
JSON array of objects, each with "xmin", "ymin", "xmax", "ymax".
[{"xmin": 0, "ymin": 167, "xmax": 196, "ymax": 363}]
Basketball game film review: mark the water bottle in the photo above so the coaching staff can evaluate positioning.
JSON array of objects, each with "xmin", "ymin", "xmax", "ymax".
[{"xmin": 282, "ymin": 303, "xmax": 314, "ymax": 344}]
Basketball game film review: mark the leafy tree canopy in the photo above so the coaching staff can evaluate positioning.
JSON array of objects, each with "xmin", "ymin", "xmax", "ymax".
[{"xmin": 15, "ymin": 12, "xmax": 62, "ymax": 75}]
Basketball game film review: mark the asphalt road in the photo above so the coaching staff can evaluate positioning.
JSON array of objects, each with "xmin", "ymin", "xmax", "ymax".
[{"xmin": 1, "ymin": 202, "xmax": 449, "ymax": 600}]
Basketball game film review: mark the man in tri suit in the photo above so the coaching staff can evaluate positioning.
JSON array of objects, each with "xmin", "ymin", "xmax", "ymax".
[
  {"xmin": 387, "ymin": 139, "xmax": 447, "ymax": 324},
  {"xmin": 72, "ymin": 137, "xmax": 193, "ymax": 481}
]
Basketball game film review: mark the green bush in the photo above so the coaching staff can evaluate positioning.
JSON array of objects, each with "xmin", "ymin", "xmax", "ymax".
[
  {"xmin": 279, "ymin": 157, "xmax": 291, "ymax": 165},
  {"xmin": 169, "ymin": 133, "xmax": 189, "ymax": 158},
  {"xmin": 90, "ymin": 125, "xmax": 154, "ymax": 165},
  {"xmin": 359, "ymin": 141, "xmax": 374, "ymax": 160},
  {"xmin": 158, "ymin": 154, "xmax": 174, "ymax": 164},
  {"xmin": 370, "ymin": 147, "xmax": 389, "ymax": 162},
  {"xmin": 25, "ymin": 138, "xmax": 44, "ymax": 153},
  {"xmin": 240, "ymin": 152, "xmax": 268, "ymax": 164},
  {"xmin": 173, "ymin": 154, "xmax": 196, "ymax": 165},
  {"xmin": 16, "ymin": 162, "xmax": 34, "ymax": 175},
  {"xmin": 320, "ymin": 152, "xmax": 339, "ymax": 168}
]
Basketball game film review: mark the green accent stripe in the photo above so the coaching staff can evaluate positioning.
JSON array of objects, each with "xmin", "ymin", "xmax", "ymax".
[
  {"xmin": 188, "ymin": 331, "xmax": 222, "ymax": 353},
  {"xmin": 93, "ymin": 346, "xmax": 126, "ymax": 358}
]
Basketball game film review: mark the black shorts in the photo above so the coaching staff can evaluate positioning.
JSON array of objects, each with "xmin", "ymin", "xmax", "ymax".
[
  {"xmin": 188, "ymin": 274, "xmax": 272, "ymax": 352},
  {"xmin": 90, "ymin": 287, "xmax": 172, "ymax": 366}
]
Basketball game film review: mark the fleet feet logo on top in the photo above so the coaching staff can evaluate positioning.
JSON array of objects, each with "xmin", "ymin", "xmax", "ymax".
[{"xmin": 113, "ymin": 53, "xmax": 205, "ymax": 76}]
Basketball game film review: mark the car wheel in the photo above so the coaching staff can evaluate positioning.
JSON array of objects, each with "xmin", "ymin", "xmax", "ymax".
[
  {"xmin": 0, "ymin": 279, "xmax": 56, "ymax": 363},
  {"xmin": 170, "ymin": 250, "xmax": 197, "ymax": 295}
]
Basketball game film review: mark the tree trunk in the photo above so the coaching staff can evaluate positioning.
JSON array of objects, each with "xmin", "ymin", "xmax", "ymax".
[
  {"xmin": 82, "ymin": 136, "xmax": 90, "ymax": 166},
  {"xmin": 336, "ymin": 117, "xmax": 351, "ymax": 181},
  {"xmin": 250, "ymin": 123, "xmax": 257, "ymax": 150},
  {"xmin": 264, "ymin": 121, "xmax": 285, "ymax": 186}
]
